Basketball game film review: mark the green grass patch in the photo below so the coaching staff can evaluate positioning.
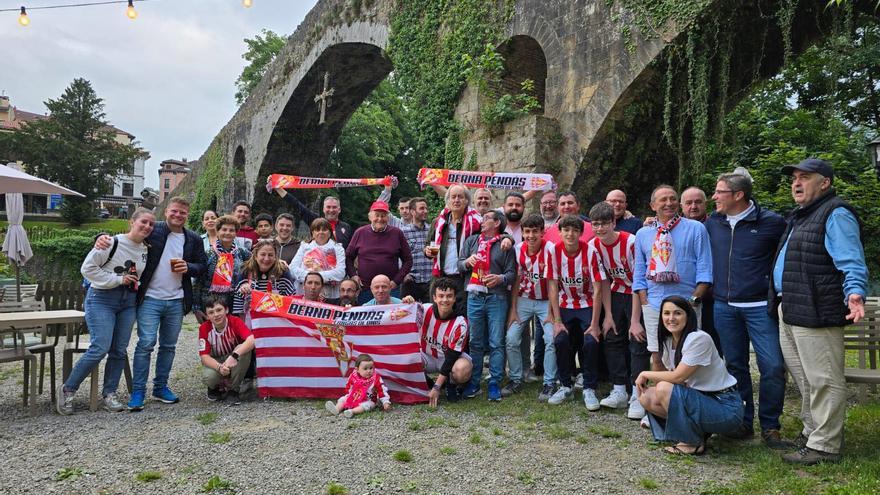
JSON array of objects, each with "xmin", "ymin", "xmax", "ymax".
[
  {"xmin": 135, "ymin": 471, "xmax": 162, "ymax": 482},
  {"xmin": 206, "ymin": 432, "xmax": 231, "ymax": 444},
  {"xmin": 196, "ymin": 412, "xmax": 218, "ymax": 425},
  {"xmin": 516, "ymin": 471, "xmax": 535, "ymax": 485},
  {"xmin": 393, "ymin": 449, "xmax": 414, "ymax": 462},
  {"xmin": 575, "ymin": 435, "xmax": 589, "ymax": 444},
  {"xmin": 408, "ymin": 421, "xmax": 423, "ymax": 431},
  {"xmin": 469, "ymin": 432, "xmax": 482, "ymax": 444},
  {"xmin": 402, "ymin": 480, "xmax": 418, "ymax": 492},
  {"xmin": 588, "ymin": 425, "xmax": 622, "ymax": 439},
  {"xmin": 54, "ymin": 467, "xmax": 83, "ymax": 481},
  {"xmin": 426, "ymin": 416, "xmax": 447, "ymax": 428},
  {"xmin": 545, "ymin": 424, "xmax": 573, "ymax": 440},
  {"xmin": 440, "ymin": 446, "xmax": 457, "ymax": 455},
  {"xmin": 325, "ymin": 482, "xmax": 348, "ymax": 495},
  {"xmin": 639, "ymin": 478, "xmax": 659, "ymax": 490},
  {"xmin": 491, "ymin": 426, "xmax": 504, "ymax": 436},
  {"xmin": 201, "ymin": 475, "xmax": 233, "ymax": 492}
]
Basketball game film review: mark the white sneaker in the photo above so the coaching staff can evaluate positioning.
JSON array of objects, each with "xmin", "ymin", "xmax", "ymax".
[
  {"xmin": 583, "ymin": 388, "xmax": 600, "ymax": 411},
  {"xmin": 343, "ymin": 409, "xmax": 354, "ymax": 418},
  {"xmin": 547, "ymin": 386, "xmax": 572, "ymax": 405},
  {"xmin": 325, "ymin": 400, "xmax": 339, "ymax": 415},
  {"xmin": 640, "ymin": 415, "xmax": 650, "ymax": 429},
  {"xmin": 600, "ymin": 389, "xmax": 629, "ymax": 409},
  {"xmin": 574, "ymin": 374, "xmax": 584, "ymax": 390},
  {"xmin": 102, "ymin": 393, "xmax": 125, "ymax": 413},
  {"xmin": 627, "ymin": 394, "xmax": 646, "ymax": 420}
]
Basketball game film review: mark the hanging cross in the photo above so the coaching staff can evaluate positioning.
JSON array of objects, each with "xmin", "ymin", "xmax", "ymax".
[{"xmin": 314, "ymin": 72, "xmax": 335, "ymax": 125}]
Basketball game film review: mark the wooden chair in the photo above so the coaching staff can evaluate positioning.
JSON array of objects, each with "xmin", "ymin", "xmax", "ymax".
[
  {"xmin": 0, "ymin": 299, "xmax": 44, "ymax": 415},
  {"xmin": 843, "ymin": 298, "xmax": 880, "ymax": 402},
  {"xmin": 0, "ymin": 284, "xmax": 39, "ymax": 302}
]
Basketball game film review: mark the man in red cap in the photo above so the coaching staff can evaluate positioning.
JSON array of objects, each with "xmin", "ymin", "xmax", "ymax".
[{"xmin": 346, "ymin": 200, "xmax": 414, "ymax": 305}]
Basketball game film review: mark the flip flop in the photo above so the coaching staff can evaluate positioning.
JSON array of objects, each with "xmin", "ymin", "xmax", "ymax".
[{"xmin": 664, "ymin": 443, "xmax": 706, "ymax": 456}]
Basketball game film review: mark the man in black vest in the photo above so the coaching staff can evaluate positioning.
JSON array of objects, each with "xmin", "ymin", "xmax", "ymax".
[{"xmin": 769, "ymin": 158, "xmax": 868, "ymax": 465}]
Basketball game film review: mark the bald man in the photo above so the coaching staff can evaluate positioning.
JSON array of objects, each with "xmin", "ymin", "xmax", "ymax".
[
  {"xmin": 364, "ymin": 275, "xmax": 403, "ymax": 306},
  {"xmin": 605, "ymin": 189, "xmax": 642, "ymax": 234},
  {"xmin": 681, "ymin": 187, "xmax": 709, "ymax": 222}
]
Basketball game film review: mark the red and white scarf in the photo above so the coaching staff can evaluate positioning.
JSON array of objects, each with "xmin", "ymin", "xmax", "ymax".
[
  {"xmin": 431, "ymin": 207, "xmax": 481, "ymax": 276},
  {"xmin": 466, "ymin": 234, "xmax": 502, "ymax": 292},
  {"xmin": 648, "ymin": 214, "xmax": 681, "ymax": 283},
  {"xmin": 210, "ymin": 240, "xmax": 239, "ymax": 293},
  {"xmin": 266, "ymin": 174, "xmax": 392, "ymax": 192}
]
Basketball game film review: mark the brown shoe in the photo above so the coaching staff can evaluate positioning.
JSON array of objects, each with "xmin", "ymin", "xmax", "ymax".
[
  {"xmin": 761, "ymin": 429, "xmax": 796, "ymax": 450},
  {"xmin": 782, "ymin": 447, "xmax": 841, "ymax": 465}
]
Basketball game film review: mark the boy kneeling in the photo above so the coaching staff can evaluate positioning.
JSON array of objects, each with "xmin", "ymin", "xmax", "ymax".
[{"xmin": 199, "ymin": 295, "xmax": 255, "ymax": 403}]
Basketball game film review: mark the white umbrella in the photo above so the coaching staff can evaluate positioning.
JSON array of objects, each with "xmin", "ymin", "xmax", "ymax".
[
  {"xmin": 1, "ymin": 163, "xmax": 84, "ymax": 302},
  {"xmin": 0, "ymin": 163, "xmax": 84, "ymax": 196}
]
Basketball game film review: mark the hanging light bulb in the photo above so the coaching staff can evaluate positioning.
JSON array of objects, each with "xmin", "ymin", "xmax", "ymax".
[
  {"xmin": 126, "ymin": 0, "xmax": 138, "ymax": 20},
  {"xmin": 18, "ymin": 6, "xmax": 30, "ymax": 27},
  {"xmin": 243, "ymin": 0, "xmax": 253, "ymax": 8}
]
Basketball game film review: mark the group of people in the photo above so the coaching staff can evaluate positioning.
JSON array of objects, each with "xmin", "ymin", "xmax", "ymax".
[{"xmin": 59, "ymin": 158, "xmax": 868, "ymax": 466}]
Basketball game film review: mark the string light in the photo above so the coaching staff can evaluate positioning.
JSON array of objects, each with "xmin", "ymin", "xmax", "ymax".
[
  {"xmin": 18, "ymin": 6, "xmax": 29, "ymax": 26},
  {"xmin": 126, "ymin": 0, "xmax": 137, "ymax": 19},
  {"xmin": 243, "ymin": 0, "xmax": 253, "ymax": 7}
]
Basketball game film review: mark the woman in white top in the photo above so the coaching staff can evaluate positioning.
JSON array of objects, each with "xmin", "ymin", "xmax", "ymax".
[
  {"xmin": 291, "ymin": 218, "xmax": 346, "ymax": 304},
  {"xmin": 57, "ymin": 208, "xmax": 155, "ymax": 416},
  {"xmin": 635, "ymin": 295, "xmax": 743, "ymax": 455}
]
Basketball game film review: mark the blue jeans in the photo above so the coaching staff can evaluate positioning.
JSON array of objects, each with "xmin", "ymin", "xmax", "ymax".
[
  {"xmin": 648, "ymin": 385, "xmax": 744, "ymax": 445},
  {"xmin": 133, "ymin": 297, "xmax": 184, "ymax": 392},
  {"xmin": 467, "ymin": 292, "xmax": 508, "ymax": 388},
  {"xmin": 713, "ymin": 300, "xmax": 786, "ymax": 431},
  {"xmin": 65, "ymin": 287, "xmax": 136, "ymax": 396},
  {"xmin": 506, "ymin": 297, "xmax": 556, "ymax": 385}
]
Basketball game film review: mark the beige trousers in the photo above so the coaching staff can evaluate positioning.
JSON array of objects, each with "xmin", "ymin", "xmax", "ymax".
[
  {"xmin": 202, "ymin": 351, "xmax": 253, "ymax": 392},
  {"xmin": 777, "ymin": 306, "xmax": 846, "ymax": 454}
]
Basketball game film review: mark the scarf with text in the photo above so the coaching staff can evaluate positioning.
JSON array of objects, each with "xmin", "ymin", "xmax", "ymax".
[
  {"xmin": 417, "ymin": 168, "xmax": 555, "ymax": 191},
  {"xmin": 648, "ymin": 214, "xmax": 681, "ymax": 283},
  {"xmin": 210, "ymin": 240, "xmax": 239, "ymax": 292},
  {"xmin": 431, "ymin": 207, "xmax": 482, "ymax": 276},
  {"xmin": 466, "ymin": 234, "xmax": 502, "ymax": 293},
  {"xmin": 266, "ymin": 174, "xmax": 392, "ymax": 192}
]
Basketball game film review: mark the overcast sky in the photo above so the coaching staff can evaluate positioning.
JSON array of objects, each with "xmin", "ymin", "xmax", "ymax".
[{"xmin": 2, "ymin": 0, "xmax": 319, "ymax": 189}]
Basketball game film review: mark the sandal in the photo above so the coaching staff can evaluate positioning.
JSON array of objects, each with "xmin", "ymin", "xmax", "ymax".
[{"xmin": 664, "ymin": 443, "xmax": 707, "ymax": 456}]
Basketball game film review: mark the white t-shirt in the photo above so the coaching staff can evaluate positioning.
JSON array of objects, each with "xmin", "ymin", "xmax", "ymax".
[
  {"xmin": 660, "ymin": 331, "xmax": 736, "ymax": 392},
  {"xmin": 145, "ymin": 232, "xmax": 185, "ymax": 300},
  {"xmin": 443, "ymin": 223, "xmax": 459, "ymax": 275}
]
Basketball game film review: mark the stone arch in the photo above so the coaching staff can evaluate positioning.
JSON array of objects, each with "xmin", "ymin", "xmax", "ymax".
[
  {"xmin": 496, "ymin": 35, "xmax": 547, "ymax": 112},
  {"xmin": 231, "ymin": 145, "xmax": 247, "ymax": 204}
]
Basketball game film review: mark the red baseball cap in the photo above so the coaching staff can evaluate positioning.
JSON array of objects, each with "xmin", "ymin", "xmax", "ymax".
[{"xmin": 370, "ymin": 200, "xmax": 390, "ymax": 212}]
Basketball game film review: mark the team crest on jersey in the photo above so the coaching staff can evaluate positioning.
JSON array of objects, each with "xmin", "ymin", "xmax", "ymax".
[{"xmin": 317, "ymin": 323, "xmax": 353, "ymax": 376}]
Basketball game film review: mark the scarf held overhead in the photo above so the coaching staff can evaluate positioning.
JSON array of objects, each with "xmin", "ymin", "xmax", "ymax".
[
  {"xmin": 417, "ymin": 168, "xmax": 556, "ymax": 191},
  {"xmin": 648, "ymin": 214, "xmax": 681, "ymax": 283},
  {"xmin": 266, "ymin": 174, "xmax": 393, "ymax": 192}
]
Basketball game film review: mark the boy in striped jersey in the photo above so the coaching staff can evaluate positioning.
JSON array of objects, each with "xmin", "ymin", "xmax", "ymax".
[
  {"xmin": 588, "ymin": 202, "xmax": 650, "ymax": 419},
  {"xmin": 504, "ymin": 214, "xmax": 558, "ymax": 401},
  {"xmin": 547, "ymin": 215, "xmax": 606, "ymax": 410},
  {"xmin": 420, "ymin": 278, "xmax": 473, "ymax": 407},
  {"xmin": 198, "ymin": 295, "xmax": 255, "ymax": 403}
]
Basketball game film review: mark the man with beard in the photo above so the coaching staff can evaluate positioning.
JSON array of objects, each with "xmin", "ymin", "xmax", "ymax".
[
  {"xmin": 541, "ymin": 190, "xmax": 560, "ymax": 227},
  {"xmin": 338, "ymin": 278, "xmax": 360, "ymax": 307}
]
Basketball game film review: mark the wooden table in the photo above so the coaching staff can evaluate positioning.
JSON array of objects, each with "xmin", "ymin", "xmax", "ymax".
[{"xmin": 0, "ymin": 310, "xmax": 85, "ymax": 414}]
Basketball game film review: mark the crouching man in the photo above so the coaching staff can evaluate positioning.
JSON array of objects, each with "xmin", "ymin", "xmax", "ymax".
[
  {"xmin": 198, "ymin": 295, "xmax": 255, "ymax": 404},
  {"xmin": 420, "ymin": 277, "xmax": 473, "ymax": 407}
]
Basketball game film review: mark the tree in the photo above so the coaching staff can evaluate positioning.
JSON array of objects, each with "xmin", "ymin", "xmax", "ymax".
[
  {"xmin": 234, "ymin": 29, "xmax": 286, "ymax": 105},
  {"xmin": 12, "ymin": 78, "xmax": 141, "ymax": 225}
]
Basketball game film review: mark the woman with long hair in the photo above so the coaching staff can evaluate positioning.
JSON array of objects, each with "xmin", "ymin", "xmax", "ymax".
[
  {"xmin": 57, "ymin": 208, "xmax": 155, "ymax": 415},
  {"xmin": 198, "ymin": 215, "xmax": 251, "ymax": 313},
  {"xmin": 290, "ymin": 218, "xmax": 346, "ymax": 304},
  {"xmin": 635, "ymin": 295, "xmax": 743, "ymax": 455},
  {"xmin": 232, "ymin": 238, "xmax": 296, "ymax": 318}
]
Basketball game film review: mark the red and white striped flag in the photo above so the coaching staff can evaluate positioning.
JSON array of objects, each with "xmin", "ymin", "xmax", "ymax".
[{"xmin": 249, "ymin": 291, "xmax": 429, "ymax": 404}]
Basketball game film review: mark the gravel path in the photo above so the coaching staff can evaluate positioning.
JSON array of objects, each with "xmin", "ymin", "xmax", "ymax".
[{"xmin": 0, "ymin": 315, "xmax": 743, "ymax": 494}]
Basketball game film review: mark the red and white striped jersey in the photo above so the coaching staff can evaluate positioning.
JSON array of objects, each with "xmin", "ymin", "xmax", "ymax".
[
  {"xmin": 420, "ymin": 304, "xmax": 468, "ymax": 359},
  {"xmin": 589, "ymin": 231, "xmax": 636, "ymax": 294},
  {"xmin": 550, "ymin": 241, "xmax": 606, "ymax": 309},
  {"xmin": 515, "ymin": 240, "xmax": 555, "ymax": 300}
]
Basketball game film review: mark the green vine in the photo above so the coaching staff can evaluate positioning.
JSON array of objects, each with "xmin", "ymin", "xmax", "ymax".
[
  {"xmin": 388, "ymin": 0, "xmax": 516, "ymax": 165},
  {"xmin": 188, "ymin": 142, "xmax": 227, "ymax": 230}
]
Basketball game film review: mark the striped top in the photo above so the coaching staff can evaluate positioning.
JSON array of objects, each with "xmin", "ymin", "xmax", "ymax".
[
  {"xmin": 515, "ymin": 240, "xmax": 555, "ymax": 300},
  {"xmin": 588, "ymin": 231, "xmax": 636, "ymax": 294},
  {"xmin": 198, "ymin": 315, "xmax": 252, "ymax": 358},
  {"xmin": 231, "ymin": 271, "xmax": 296, "ymax": 316},
  {"xmin": 420, "ymin": 304, "xmax": 468, "ymax": 359},
  {"xmin": 551, "ymin": 240, "xmax": 606, "ymax": 309}
]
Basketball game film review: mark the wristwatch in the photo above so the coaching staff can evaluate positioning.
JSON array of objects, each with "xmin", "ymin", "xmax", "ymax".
[
  {"xmin": 231, "ymin": 351, "xmax": 240, "ymax": 361},
  {"xmin": 689, "ymin": 296, "xmax": 702, "ymax": 306}
]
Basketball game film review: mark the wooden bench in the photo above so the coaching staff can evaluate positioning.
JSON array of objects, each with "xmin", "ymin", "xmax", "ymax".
[{"xmin": 844, "ymin": 297, "xmax": 880, "ymax": 402}]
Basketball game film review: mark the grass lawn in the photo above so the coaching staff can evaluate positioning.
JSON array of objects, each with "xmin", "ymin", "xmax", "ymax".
[{"xmin": 0, "ymin": 218, "xmax": 130, "ymax": 232}]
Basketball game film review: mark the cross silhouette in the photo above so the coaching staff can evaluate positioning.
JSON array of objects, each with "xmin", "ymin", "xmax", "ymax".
[{"xmin": 314, "ymin": 72, "xmax": 335, "ymax": 125}]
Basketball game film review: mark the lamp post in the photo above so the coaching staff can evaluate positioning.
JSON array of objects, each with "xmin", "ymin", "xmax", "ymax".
[{"xmin": 869, "ymin": 136, "xmax": 880, "ymax": 179}]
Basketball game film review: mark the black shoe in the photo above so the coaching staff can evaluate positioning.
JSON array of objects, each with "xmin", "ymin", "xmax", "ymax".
[
  {"xmin": 782, "ymin": 446, "xmax": 841, "ymax": 465},
  {"xmin": 724, "ymin": 424, "xmax": 755, "ymax": 440},
  {"xmin": 762, "ymin": 429, "xmax": 796, "ymax": 450},
  {"xmin": 206, "ymin": 387, "xmax": 223, "ymax": 402},
  {"xmin": 445, "ymin": 382, "xmax": 461, "ymax": 403},
  {"xmin": 225, "ymin": 390, "xmax": 242, "ymax": 406}
]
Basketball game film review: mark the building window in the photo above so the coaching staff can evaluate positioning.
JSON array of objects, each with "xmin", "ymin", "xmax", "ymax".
[
  {"xmin": 164, "ymin": 178, "xmax": 171, "ymax": 190},
  {"xmin": 122, "ymin": 182, "xmax": 134, "ymax": 197},
  {"xmin": 123, "ymin": 162, "xmax": 134, "ymax": 175}
]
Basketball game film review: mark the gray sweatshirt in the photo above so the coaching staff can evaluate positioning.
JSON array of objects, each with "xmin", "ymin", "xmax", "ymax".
[{"xmin": 80, "ymin": 234, "xmax": 149, "ymax": 289}]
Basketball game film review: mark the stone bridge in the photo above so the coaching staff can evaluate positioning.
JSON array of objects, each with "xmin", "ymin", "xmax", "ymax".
[{"xmin": 166, "ymin": 0, "xmax": 861, "ymax": 215}]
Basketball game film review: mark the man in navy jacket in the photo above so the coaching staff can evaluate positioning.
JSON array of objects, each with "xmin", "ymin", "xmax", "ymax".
[{"xmin": 705, "ymin": 172, "xmax": 788, "ymax": 448}]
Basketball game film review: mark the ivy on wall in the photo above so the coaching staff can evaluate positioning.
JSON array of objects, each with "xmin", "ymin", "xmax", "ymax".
[{"xmin": 187, "ymin": 142, "xmax": 227, "ymax": 231}]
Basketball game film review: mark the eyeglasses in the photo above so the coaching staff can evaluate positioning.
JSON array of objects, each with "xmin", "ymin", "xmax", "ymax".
[
  {"xmin": 591, "ymin": 221, "xmax": 612, "ymax": 228},
  {"xmin": 713, "ymin": 189, "xmax": 734, "ymax": 195},
  {"xmin": 540, "ymin": 201, "xmax": 557, "ymax": 205}
]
